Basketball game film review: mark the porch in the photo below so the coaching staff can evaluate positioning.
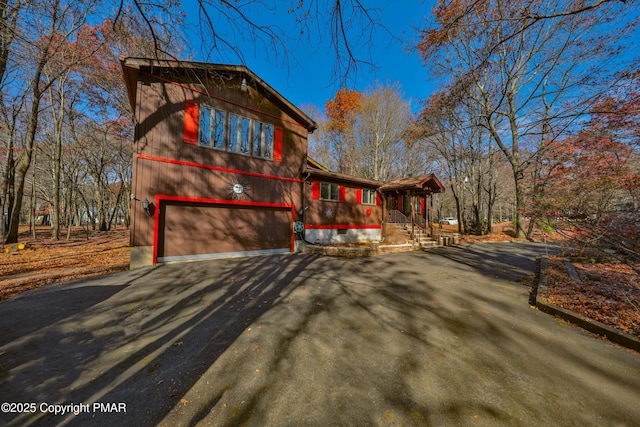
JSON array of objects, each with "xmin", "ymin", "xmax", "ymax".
[{"xmin": 379, "ymin": 174, "xmax": 446, "ymax": 245}]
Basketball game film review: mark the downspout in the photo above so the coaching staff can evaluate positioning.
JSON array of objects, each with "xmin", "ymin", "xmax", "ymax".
[{"xmin": 298, "ymin": 170, "xmax": 314, "ymax": 245}]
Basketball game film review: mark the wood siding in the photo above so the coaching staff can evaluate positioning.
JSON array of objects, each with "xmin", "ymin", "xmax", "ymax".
[
  {"xmin": 130, "ymin": 70, "xmax": 307, "ymax": 250},
  {"xmin": 303, "ymin": 180, "xmax": 382, "ymax": 227}
]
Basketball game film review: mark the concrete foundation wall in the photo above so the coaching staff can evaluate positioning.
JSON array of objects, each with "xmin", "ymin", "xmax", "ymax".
[
  {"xmin": 304, "ymin": 228, "xmax": 381, "ymax": 244},
  {"xmin": 130, "ymin": 246, "xmax": 153, "ymax": 269}
]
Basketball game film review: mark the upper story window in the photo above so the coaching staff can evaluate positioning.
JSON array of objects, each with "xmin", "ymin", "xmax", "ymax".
[
  {"xmin": 184, "ymin": 100, "xmax": 281, "ymax": 162},
  {"xmin": 253, "ymin": 122, "xmax": 274, "ymax": 160},
  {"xmin": 213, "ymin": 110, "xmax": 226, "ymax": 149},
  {"xmin": 362, "ymin": 188, "xmax": 376, "ymax": 205}
]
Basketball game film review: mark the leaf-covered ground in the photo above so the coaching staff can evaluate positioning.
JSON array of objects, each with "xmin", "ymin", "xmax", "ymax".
[
  {"xmin": 0, "ymin": 227, "xmax": 129, "ymax": 302},
  {"xmin": 545, "ymin": 257, "xmax": 640, "ymax": 339},
  {"xmin": 456, "ymin": 223, "xmax": 640, "ymax": 340}
]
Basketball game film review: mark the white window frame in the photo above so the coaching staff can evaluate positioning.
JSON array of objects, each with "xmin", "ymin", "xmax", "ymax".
[
  {"xmin": 196, "ymin": 103, "xmax": 276, "ymax": 161},
  {"xmin": 320, "ymin": 182, "xmax": 340, "ymax": 201},
  {"xmin": 362, "ymin": 188, "xmax": 376, "ymax": 205}
]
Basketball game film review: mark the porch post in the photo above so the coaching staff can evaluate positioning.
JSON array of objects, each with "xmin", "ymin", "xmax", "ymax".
[
  {"xmin": 410, "ymin": 190, "xmax": 415, "ymax": 240},
  {"xmin": 423, "ymin": 195, "xmax": 427, "ymax": 229},
  {"xmin": 381, "ymin": 191, "xmax": 386, "ymax": 242},
  {"xmin": 429, "ymin": 194, "xmax": 435, "ymax": 237}
]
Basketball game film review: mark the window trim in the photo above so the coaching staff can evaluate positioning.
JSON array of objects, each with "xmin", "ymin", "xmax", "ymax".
[
  {"xmin": 320, "ymin": 182, "xmax": 340, "ymax": 202},
  {"xmin": 190, "ymin": 100, "xmax": 282, "ymax": 162},
  {"xmin": 361, "ymin": 188, "xmax": 376, "ymax": 205}
]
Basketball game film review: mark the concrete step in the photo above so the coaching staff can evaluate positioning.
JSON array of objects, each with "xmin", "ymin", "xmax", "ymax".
[{"xmin": 419, "ymin": 241, "xmax": 437, "ymax": 248}]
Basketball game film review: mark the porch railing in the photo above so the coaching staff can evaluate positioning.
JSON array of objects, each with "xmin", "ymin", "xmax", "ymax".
[
  {"xmin": 387, "ymin": 210, "xmax": 427, "ymax": 227},
  {"xmin": 387, "ymin": 210, "xmax": 408, "ymax": 226}
]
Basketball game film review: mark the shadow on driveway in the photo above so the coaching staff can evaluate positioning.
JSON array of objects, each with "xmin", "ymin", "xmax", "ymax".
[
  {"xmin": 0, "ymin": 254, "xmax": 319, "ymax": 426},
  {"xmin": 428, "ymin": 242, "xmax": 559, "ymax": 282},
  {"xmin": 1, "ymin": 243, "xmax": 639, "ymax": 427}
]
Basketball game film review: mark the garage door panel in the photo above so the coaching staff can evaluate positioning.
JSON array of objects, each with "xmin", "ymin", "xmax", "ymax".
[{"xmin": 159, "ymin": 202, "xmax": 291, "ymax": 260}]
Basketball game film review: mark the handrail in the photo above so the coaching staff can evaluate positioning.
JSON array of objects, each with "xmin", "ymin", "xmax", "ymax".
[{"xmin": 387, "ymin": 210, "xmax": 408, "ymax": 225}]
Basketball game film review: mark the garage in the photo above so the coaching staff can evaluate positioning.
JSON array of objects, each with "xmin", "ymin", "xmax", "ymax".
[{"xmin": 155, "ymin": 198, "xmax": 294, "ymax": 263}]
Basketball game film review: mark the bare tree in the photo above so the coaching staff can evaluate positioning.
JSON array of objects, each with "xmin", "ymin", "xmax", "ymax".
[
  {"xmin": 356, "ymin": 82, "xmax": 410, "ymax": 181},
  {"xmin": 117, "ymin": 0, "xmax": 387, "ymax": 86},
  {"xmin": 418, "ymin": 0, "xmax": 638, "ymax": 238},
  {"xmin": 3, "ymin": 0, "xmax": 101, "ymax": 243}
]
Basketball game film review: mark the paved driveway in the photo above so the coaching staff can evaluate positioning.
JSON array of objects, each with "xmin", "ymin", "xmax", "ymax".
[{"xmin": 1, "ymin": 242, "xmax": 639, "ymax": 426}]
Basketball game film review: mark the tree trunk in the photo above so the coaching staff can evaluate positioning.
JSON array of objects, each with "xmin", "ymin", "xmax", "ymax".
[
  {"xmin": 512, "ymin": 168, "xmax": 527, "ymax": 239},
  {"xmin": 2, "ymin": 146, "xmax": 14, "ymax": 233},
  {"xmin": 5, "ymin": 43, "xmax": 48, "ymax": 243},
  {"xmin": 51, "ymin": 95, "xmax": 64, "ymax": 240}
]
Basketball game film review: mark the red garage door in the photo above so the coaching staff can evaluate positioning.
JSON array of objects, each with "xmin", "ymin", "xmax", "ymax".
[{"xmin": 157, "ymin": 200, "xmax": 293, "ymax": 263}]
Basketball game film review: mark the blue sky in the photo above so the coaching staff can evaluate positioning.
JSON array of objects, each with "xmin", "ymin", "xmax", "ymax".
[{"xmin": 183, "ymin": 1, "xmax": 436, "ymax": 115}]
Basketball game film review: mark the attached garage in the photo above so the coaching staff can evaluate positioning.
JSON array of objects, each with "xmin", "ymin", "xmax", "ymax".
[{"xmin": 154, "ymin": 196, "xmax": 294, "ymax": 263}]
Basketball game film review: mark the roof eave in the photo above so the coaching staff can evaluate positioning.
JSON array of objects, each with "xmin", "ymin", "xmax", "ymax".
[
  {"xmin": 378, "ymin": 174, "xmax": 446, "ymax": 194},
  {"xmin": 119, "ymin": 56, "xmax": 318, "ymax": 132},
  {"xmin": 303, "ymin": 167, "xmax": 383, "ymax": 188}
]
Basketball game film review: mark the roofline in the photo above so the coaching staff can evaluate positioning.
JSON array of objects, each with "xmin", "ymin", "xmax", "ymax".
[
  {"xmin": 120, "ymin": 56, "xmax": 318, "ymax": 132},
  {"xmin": 378, "ymin": 174, "xmax": 446, "ymax": 194},
  {"xmin": 306, "ymin": 156, "xmax": 330, "ymax": 172},
  {"xmin": 302, "ymin": 167, "xmax": 383, "ymax": 188}
]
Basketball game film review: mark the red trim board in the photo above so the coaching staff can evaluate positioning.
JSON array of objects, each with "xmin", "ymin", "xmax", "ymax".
[
  {"xmin": 137, "ymin": 154, "xmax": 303, "ymax": 183},
  {"xmin": 304, "ymin": 224, "xmax": 382, "ymax": 230},
  {"xmin": 152, "ymin": 195, "xmax": 296, "ymax": 264}
]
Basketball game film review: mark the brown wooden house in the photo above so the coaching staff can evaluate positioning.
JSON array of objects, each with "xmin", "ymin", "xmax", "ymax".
[
  {"xmin": 302, "ymin": 162, "xmax": 384, "ymax": 244},
  {"xmin": 121, "ymin": 57, "xmax": 317, "ymax": 268},
  {"xmin": 302, "ymin": 163, "xmax": 446, "ymax": 245},
  {"xmin": 122, "ymin": 57, "xmax": 445, "ymax": 268}
]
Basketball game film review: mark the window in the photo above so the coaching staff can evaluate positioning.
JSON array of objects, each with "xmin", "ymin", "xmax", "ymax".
[
  {"xmin": 199, "ymin": 105, "xmax": 212, "ymax": 147},
  {"xmin": 252, "ymin": 122, "xmax": 262, "ymax": 157},
  {"xmin": 189, "ymin": 101, "xmax": 282, "ymax": 162},
  {"xmin": 240, "ymin": 117, "xmax": 251, "ymax": 154},
  {"xmin": 263, "ymin": 123, "xmax": 274, "ymax": 159},
  {"xmin": 320, "ymin": 182, "xmax": 339, "ymax": 201},
  {"xmin": 198, "ymin": 106, "xmax": 225, "ymax": 148},
  {"xmin": 362, "ymin": 189, "xmax": 376, "ymax": 205},
  {"xmin": 253, "ymin": 122, "xmax": 274, "ymax": 159},
  {"xmin": 213, "ymin": 110, "xmax": 226, "ymax": 149},
  {"xmin": 228, "ymin": 114, "xmax": 239, "ymax": 152}
]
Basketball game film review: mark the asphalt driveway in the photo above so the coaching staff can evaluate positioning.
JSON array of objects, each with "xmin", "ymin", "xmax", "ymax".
[{"xmin": 1, "ymin": 242, "xmax": 639, "ymax": 426}]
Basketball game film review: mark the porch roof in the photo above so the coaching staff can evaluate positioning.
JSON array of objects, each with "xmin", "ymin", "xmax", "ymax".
[{"xmin": 378, "ymin": 174, "xmax": 445, "ymax": 195}]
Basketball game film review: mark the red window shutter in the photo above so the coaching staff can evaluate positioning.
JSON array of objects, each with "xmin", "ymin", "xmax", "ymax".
[
  {"xmin": 397, "ymin": 194, "xmax": 402, "ymax": 210},
  {"xmin": 339, "ymin": 185, "xmax": 346, "ymax": 202},
  {"xmin": 376, "ymin": 192, "xmax": 382, "ymax": 206},
  {"xmin": 421, "ymin": 198, "xmax": 425, "ymax": 214},
  {"xmin": 184, "ymin": 100, "xmax": 199, "ymax": 145},
  {"xmin": 274, "ymin": 126, "xmax": 283, "ymax": 162},
  {"xmin": 311, "ymin": 181, "xmax": 320, "ymax": 200},
  {"xmin": 356, "ymin": 189, "xmax": 362, "ymax": 204}
]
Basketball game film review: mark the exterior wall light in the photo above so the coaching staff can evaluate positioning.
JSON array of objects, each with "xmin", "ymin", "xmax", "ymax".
[
  {"xmin": 241, "ymin": 78, "xmax": 248, "ymax": 93},
  {"xmin": 142, "ymin": 198, "xmax": 153, "ymax": 216}
]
